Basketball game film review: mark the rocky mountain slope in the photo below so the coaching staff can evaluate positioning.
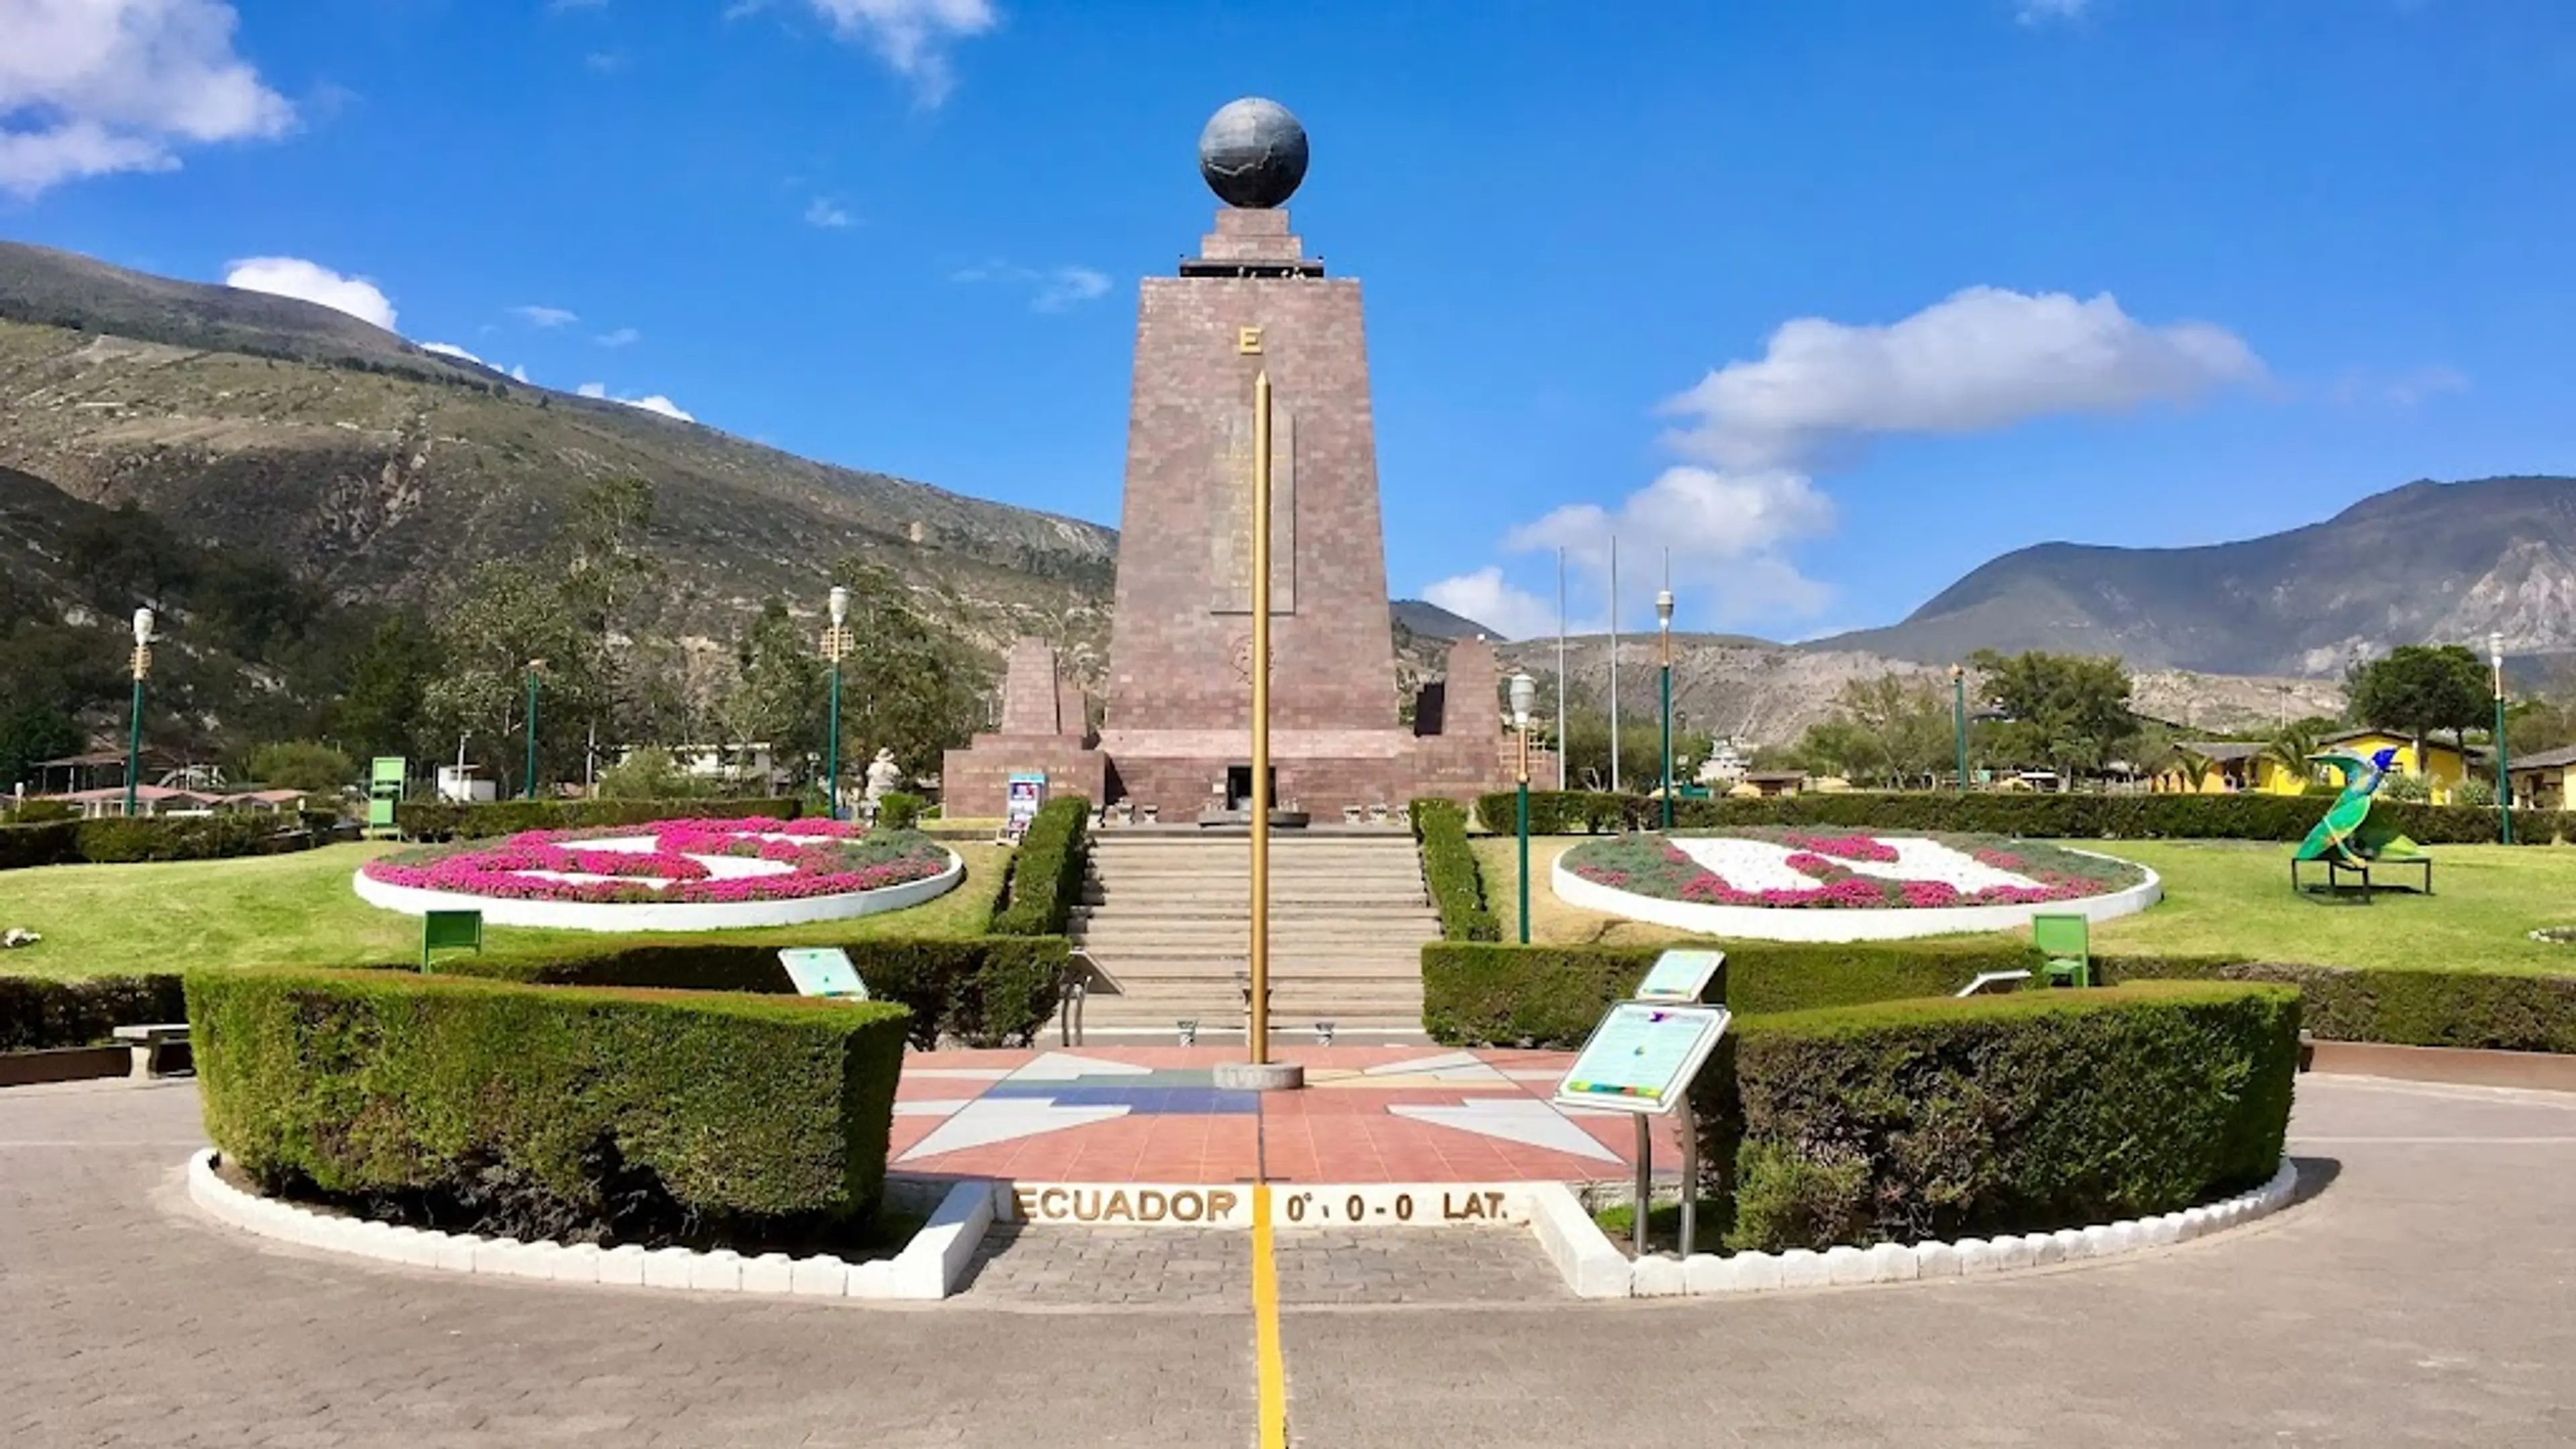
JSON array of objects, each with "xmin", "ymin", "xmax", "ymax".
[
  {"xmin": 1813, "ymin": 476, "xmax": 2576, "ymax": 675},
  {"xmin": 0, "ymin": 241, "xmax": 1117, "ymax": 665}
]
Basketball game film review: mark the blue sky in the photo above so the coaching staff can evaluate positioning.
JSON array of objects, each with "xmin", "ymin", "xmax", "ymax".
[{"xmin": 7, "ymin": 0, "xmax": 2575, "ymax": 642}]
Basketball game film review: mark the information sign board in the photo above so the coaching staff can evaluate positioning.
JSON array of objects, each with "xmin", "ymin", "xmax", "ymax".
[
  {"xmin": 1633, "ymin": 948, "xmax": 1724, "ymax": 1004},
  {"xmin": 1004, "ymin": 771, "xmax": 1046, "ymax": 843},
  {"xmin": 779, "ymin": 948, "xmax": 868, "ymax": 1000},
  {"xmin": 1552, "ymin": 1003, "xmax": 1731, "ymax": 1116}
]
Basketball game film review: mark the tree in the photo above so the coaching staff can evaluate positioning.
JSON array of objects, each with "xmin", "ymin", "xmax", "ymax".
[
  {"xmin": 711, "ymin": 600, "xmax": 824, "ymax": 780},
  {"xmin": 2347, "ymin": 644, "xmax": 2489, "ymax": 774},
  {"xmin": 247, "ymin": 741, "xmax": 357, "ymax": 795},
  {"xmin": 1555, "ymin": 708, "xmax": 1715, "ymax": 793},
  {"xmin": 332, "ymin": 614, "xmax": 440, "ymax": 763},
  {"xmin": 1827, "ymin": 674, "xmax": 1952, "ymax": 786},
  {"xmin": 420, "ymin": 563, "xmax": 610, "ymax": 796},
  {"xmin": 0, "ymin": 702, "xmax": 82, "ymax": 793},
  {"xmin": 1968, "ymin": 651, "xmax": 2138, "ymax": 783},
  {"xmin": 826, "ymin": 561, "xmax": 996, "ymax": 777},
  {"xmin": 2260, "ymin": 720, "xmax": 2325, "ymax": 787}
]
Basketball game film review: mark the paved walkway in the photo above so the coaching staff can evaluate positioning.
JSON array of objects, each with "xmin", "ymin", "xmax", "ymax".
[{"xmin": 5, "ymin": 1074, "xmax": 2575, "ymax": 1446}]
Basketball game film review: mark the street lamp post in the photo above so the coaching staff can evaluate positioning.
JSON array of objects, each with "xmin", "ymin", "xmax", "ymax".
[
  {"xmin": 822, "ymin": 586, "xmax": 852, "ymax": 821},
  {"xmin": 1511, "ymin": 670, "xmax": 1537, "ymax": 946},
  {"xmin": 124, "ymin": 608, "xmax": 154, "ymax": 818},
  {"xmin": 1949, "ymin": 663, "xmax": 1970, "ymax": 793},
  {"xmin": 1656, "ymin": 588, "xmax": 1675, "ymax": 830},
  {"xmin": 522, "ymin": 659, "xmax": 545, "ymax": 802},
  {"xmin": 2491, "ymin": 631, "xmax": 2513, "ymax": 845}
]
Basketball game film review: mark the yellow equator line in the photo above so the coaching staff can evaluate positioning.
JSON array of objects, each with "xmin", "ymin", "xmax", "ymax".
[{"xmin": 1250, "ymin": 1183, "xmax": 1289, "ymax": 1448}]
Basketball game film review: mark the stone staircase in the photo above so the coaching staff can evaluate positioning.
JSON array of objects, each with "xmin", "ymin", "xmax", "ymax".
[{"xmin": 1068, "ymin": 830, "xmax": 1438, "ymax": 1039}]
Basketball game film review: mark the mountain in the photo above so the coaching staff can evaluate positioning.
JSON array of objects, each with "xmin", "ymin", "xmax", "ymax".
[
  {"xmin": 1811, "ymin": 476, "xmax": 2576, "ymax": 676},
  {"xmin": 0, "ymin": 240, "xmax": 1117, "ymax": 661},
  {"xmin": 1390, "ymin": 598, "xmax": 1505, "ymax": 641}
]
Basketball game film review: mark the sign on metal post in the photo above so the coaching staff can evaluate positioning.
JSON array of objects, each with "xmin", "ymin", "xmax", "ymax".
[
  {"xmin": 1633, "ymin": 948, "xmax": 1725, "ymax": 1004},
  {"xmin": 778, "ymin": 948, "xmax": 869, "ymax": 1000},
  {"xmin": 1554, "ymin": 999, "xmax": 1731, "ymax": 1259}
]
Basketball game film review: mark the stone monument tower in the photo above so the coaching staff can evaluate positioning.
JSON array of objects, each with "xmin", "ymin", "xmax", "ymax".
[{"xmin": 943, "ymin": 100, "xmax": 1508, "ymax": 820}]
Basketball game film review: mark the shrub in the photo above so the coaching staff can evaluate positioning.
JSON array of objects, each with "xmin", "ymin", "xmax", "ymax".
[
  {"xmin": 593, "ymin": 747, "xmax": 708, "ymax": 801},
  {"xmin": 1421, "ymin": 937, "xmax": 2031, "ymax": 1047},
  {"xmin": 189, "ymin": 967, "xmax": 910, "ymax": 1244},
  {"xmin": 1713, "ymin": 981, "xmax": 2300, "ymax": 1252},
  {"xmin": 1409, "ymin": 798, "xmax": 1497, "ymax": 941},
  {"xmin": 2451, "ymin": 776, "xmax": 2497, "ymax": 809},
  {"xmin": 2381, "ymin": 772, "xmax": 2432, "ymax": 804},
  {"xmin": 394, "ymin": 796, "xmax": 798, "ymax": 841},
  {"xmin": 992, "ymin": 795, "xmax": 1089, "ymax": 936},
  {"xmin": 246, "ymin": 741, "xmax": 358, "ymax": 796},
  {"xmin": 0, "ymin": 974, "xmax": 188, "ymax": 1051},
  {"xmin": 0, "ymin": 819, "xmax": 81, "ymax": 870},
  {"xmin": 436, "ymin": 935, "xmax": 1068, "ymax": 1049},
  {"xmin": 2102, "ymin": 955, "xmax": 2576, "ymax": 1055},
  {"xmin": 1470, "ymin": 788, "xmax": 2569, "ymax": 846},
  {"xmin": 5, "ymin": 799, "xmax": 77, "ymax": 824},
  {"xmin": 876, "ymin": 791, "xmax": 924, "ymax": 831}
]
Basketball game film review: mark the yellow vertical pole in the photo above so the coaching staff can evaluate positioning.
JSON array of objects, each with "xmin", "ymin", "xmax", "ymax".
[
  {"xmin": 1249, "ymin": 370, "xmax": 1273, "ymax": 1065},
  {"xmin": 1252, "ymin": 366, "xmax": 1272, "ymax": 1062}
]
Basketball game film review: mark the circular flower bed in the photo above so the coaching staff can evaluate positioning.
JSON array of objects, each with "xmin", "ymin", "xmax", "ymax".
[
  {"xmin": 354, "ymin": 818, "xmax": 961, "ymax": 932},
  {"xmin": 1554, "ymin": 828, "xmax": 2159, "ymax": 942}
]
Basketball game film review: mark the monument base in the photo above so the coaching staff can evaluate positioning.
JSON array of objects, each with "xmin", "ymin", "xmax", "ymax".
[{"xmin": 1213, "ymin": 1061, "xmax": 1305, "ymax": 1092}]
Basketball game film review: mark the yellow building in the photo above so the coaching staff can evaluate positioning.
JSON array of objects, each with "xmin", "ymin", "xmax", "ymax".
[
  {"xmin": 2151, "ymin": 742, "xmax": 2313, "ymax": 796},
  {"xmin": 2317, "ymin": 729, "xmax": 2486, "ymax": 805}
]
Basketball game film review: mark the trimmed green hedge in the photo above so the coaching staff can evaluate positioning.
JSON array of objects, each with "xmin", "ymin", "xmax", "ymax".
[
  {"xmin": 875, "ymin": 791, "xmax": 924, "ymax": 831},
  {"xmin": 0, "ymin": 814, "xmax": 323, "ymax": 871},
  {"xmin": 1422, "ymin": 938, "xmax": 2039, "ymax": 1048},
  {"xmin": 1713, "ymin": 981, "xmax": 2300, "ymax": 1252},
  {"xmin": 1409, "ymin": 798, "xmax": 1498, "ymax": 942},
  {"xmin": 435, "ymin": 934, "xmax": 1067, "ymax": 1049},
  {"xmin": 392, "ymin": 796, "xmax": 799, "ymax": 841},
  {"xmin": 0, "ymin": 973, "xmax": 188, "ymax": 1051},
  {"xmin": 992, "ymin": 794, "xmax": 1089, "ymax": 936},
  {"xmin": 2103, "ymin": 955, "xmax": 2576, "ymax": 1055},
  {"xmin": 1474, "ymin": 788, "xmax": 2548, "ymax": 845},
  {"xmin": 191, "ymin": 967, "xmax": 911, "ymax": 1242}
]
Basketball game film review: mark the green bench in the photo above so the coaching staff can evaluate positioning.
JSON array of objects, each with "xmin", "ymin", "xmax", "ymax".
[
  {"xmin": 421, "ymin": 909, "xmax": 484, "ymax": 971},
  {"xmin": 2033, "ymin": 912, "xmax": 2091, "ymax": 989}
]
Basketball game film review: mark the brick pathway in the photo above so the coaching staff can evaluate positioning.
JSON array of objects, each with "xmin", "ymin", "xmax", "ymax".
[
  {"xmin": 959, "ymin": 1225, "xmax": 1248, "ymax": 1308},
  {"xmin": 1272, "ymin": 1228, "xmax": 1568, "ymax": 1305}
]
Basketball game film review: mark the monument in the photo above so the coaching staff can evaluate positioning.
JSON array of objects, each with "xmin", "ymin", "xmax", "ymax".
[{"xmin": 943, "ymin": 99, "xmax": 1514, "ymax": 821}]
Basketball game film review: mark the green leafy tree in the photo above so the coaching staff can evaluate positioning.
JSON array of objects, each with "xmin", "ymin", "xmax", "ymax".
[
  {"xmin": 421, "ymin": 563, "xmax": 610, "ymax": 796},
  {"xmin": 2260, "ymin": 720, "xmax": 2325, "ymax": 787},
  {"xmin": 246, "ymin": 741, "xmax": 357, "ymax": 795},
  {"xmin": 2347, "ymin": 644, "xmax": 2489, "ymax": 775},
  {"xmin": 1554, "ymin": 708, "xmax": 1715, "ymax": 793},
  {"xmin": 1968, "ymin": 651, "xmax": 2138, "ymax": 784},
  {"xmin": 826, "ymin": 561, "xmax": 997, "ymax": 777},
  {"xmin": 332, "ymin": 614, "xmax": 441, "ymax": 763},
  {"xmin": 712, "ymin": 600, "xmax": 825, "ymax": 781},
  {"xmin": 0, "ymin": 702, "xmax": 83, "ymax": 793},
  {"xmin": 594, "ymin": 746, "xmax": 706, "ymax": 800}
]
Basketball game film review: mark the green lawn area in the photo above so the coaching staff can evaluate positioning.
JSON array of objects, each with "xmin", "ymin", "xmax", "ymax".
[
  {"xmin": 1469, "ymin": 834, "xmax": 2576, "ymax": 977},
  {"xmin": 0, "ymin": 840, "xmax": 1015, "ymax": 981}
]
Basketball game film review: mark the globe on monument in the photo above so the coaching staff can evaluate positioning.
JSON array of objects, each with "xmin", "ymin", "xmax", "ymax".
[{"xmin": 1197, "ymin": 97, "xmax": 1308, "ymax": 209}]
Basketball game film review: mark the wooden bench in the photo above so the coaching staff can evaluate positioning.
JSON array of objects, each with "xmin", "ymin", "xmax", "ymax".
[{"xmin": 112, "ymin": 1024, "xmax": 191, "ymax": 1080}]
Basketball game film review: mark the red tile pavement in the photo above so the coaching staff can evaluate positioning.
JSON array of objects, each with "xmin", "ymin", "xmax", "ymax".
[{"xmin": 884, "ymin": 1045, "xmax": 1689, "ymax": 1185}]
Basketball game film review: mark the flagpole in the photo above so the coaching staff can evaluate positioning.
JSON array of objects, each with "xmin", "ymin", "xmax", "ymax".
[
  {"xmin": 1608, "ymin": 536, "xmax": 1621, "ymax": 796},
  {"xmin": 1556, "ymin": 546, "xmax": 1568, "ymax": 791}
]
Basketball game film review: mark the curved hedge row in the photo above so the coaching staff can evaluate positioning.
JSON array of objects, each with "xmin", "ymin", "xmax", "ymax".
[
  {"xmin": 1409, "ymin": 798, "xmax": 1499, "ymax": 942},
  {"xmin": 1707, "ymin": 981, "xmax": 2300, "ymax": 1252},
  {"xmin": 0, "ymin": 814, "xmax": 329, "ymax": 871},
  {"xmin": 992, "ymin": 794, "xmax": 1089, "ymax": 936},
  {"xmin": 190, "ymin": 967, "xmax": 911, "ymax": 1246},
  {"xmin": 1473, "ymin": 788, "xmax": 2538, "ymax": 845}
]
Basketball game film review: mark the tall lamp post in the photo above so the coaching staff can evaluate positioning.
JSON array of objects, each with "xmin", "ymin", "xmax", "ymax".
[
  {"xmin": 2491, "ymin": 631, "xmax": 2513, "ymax": 845},
  {"xmin": 821, "ymin": 586, "xmax": 852, "ymax": 820},
  {"xmin": 1656, "ymin": 587, "xmax": 1675, "ymax": 830},
  {"xmin": 124, "ymin": 607, "xmax": 154, "ymax": 818},
  {"xmin": 522, "ymin": 659, "xmax": 545, "ymax": 802},
  {"xmin": 1511, "ymin": 669, "xmax": 1537, "ymax": 945},
  {"xmin": 1949, "ymin": 663, "xmax": 1970, "ymax": 793}
]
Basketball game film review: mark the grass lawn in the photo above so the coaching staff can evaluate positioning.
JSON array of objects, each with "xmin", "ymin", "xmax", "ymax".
[
  {"xmin": 0, "ymin": 839, "xmax": 1014, "ymax": 981},
  {"xmin": 1470, "ymin": 834, "xmax": 2576, "ymax": 977}
]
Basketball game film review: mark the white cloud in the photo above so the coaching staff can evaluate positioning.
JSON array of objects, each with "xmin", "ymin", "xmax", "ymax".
[
  {"xmin": 1660, "ymin": 286, "xmax": 2262, "ymax": 472},
  {"xmin": 420, "ymin": 341, "xmax": 482, "ymax": 364},
  {"xmin": 576, "ymin": 380, "xmax": 692, "ymax": 422},
  {"xmin": 595, "ymin": 326, "xmax": 641, "ymax": 347},
  {"xmin": 953, "ymin": 260, "xmax": 1113, "ymax": 313},
  {"xmin": 1445, "ymin": 285, "xmax": 2262, "ymax": 631},
  {"xmin": 508, "ymin": 363, "xmax": 531, "ymax": 383},
  {"xmin": 804, "ymin": 197, "xmax": 853, "ymax": 228},
  {"xmin": 511, "ymin": 304, "xmax": 578, "ymax": 328},
  {"xmin": 221, "ymin": 257, "xmax": 396, "ymax": 331},
  {"xmin": 0, "ymin": 0, "xmax": 294, "ymax": 196},
  {"xmin": 801, "ymin": 0, "xmax": 996, "ymax": 105},
  {"xmin": 1421, "ymin": 567, "xmax": 1558, "ymax": 643},
  {"xmin": 2335, "ymin": 364, "xmax": 2469, "ymax": 408}
]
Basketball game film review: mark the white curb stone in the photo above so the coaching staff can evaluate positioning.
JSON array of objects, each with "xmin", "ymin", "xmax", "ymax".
[
  {"xmin": 1864, "ymin": 1242, "xmax": 1917, "ymax": 1283},
  {"xmin": 1955, "ymin": 1238, "xmax": 1997, "ymax": 1275},
  {"xmin": 1632, "ymin": 1254, "xmax": 1688, "ymax": 1297},
  {"xmin": 549, "ymin": 1244, "xmax": 604, "ymax": 1284},
  {"xmin": 641, "ymin": 1247, "xmax": 694, "ymax": 1289},
  {"xmin": 1775, "ymin": 1249, "xmax": 1828, "ymax": 1289},
  {"xmin": 1823, "ymin": 1245, "xmax": 1873, "ymax": 1286},
  {"xmin": 1731, "ymin": 1251, "xmax": 1782, "ymax": 1292},
  {"xmin": 791, "ymin": 1255, "xmax": 851, "ymax": 1297},
  {"xmin": 1993, "ymin": 1234, "xmax": 2036, "ymax": 1272},
  {"xmin": 1525, "ymin": 1183, "xmax": 1631, "ymax": 1300},
  {"xmin": 2143, "ymin": 1214, "xmax": 2184, "ymax": 1248},
  {"xmin": 686, "ymin": 1250, "xmax": 743, "ymax": 1292},
  {"xmin": 435, "ymin": 1234, "xmax": 483, "ymax": 1273},
  {"xmin": 847, "ymin": 1260, "xmax": 895, "ymax": 1299},
  {"xmin": 2081, "ymin": 1224, "xmax": 2117, "ymax": 1256},
  {"xmin": 2029, "ymin": 1232, "xmax": 2064, "ymax": 1267},
  {"xmin": 599, "ymin": 1245, "xmax": 648, "ymax": 1287},
  {"xmin": 2053, "ymin": 1228, "xmax": 2090, "ymax": 1261},
  {"xmin": 1682, "ymin": 1253, "xmax": 1731, "ymax": 1295},
  {"xmin": 741, "ymin": 1252, "xmax": 796, "ymax": 1295},
  {"xmin": 2106, "ymin": 1220, "xmax": 2141, "ymax": 1254},
  {"xmin": 1915, "ymin": 1241, "xmax": 1960, "ymax": 1277}
]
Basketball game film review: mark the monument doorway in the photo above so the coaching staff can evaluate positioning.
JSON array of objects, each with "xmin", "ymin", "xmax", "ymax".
[{"xmin": 1224, "ymin": 765, "xmax": 1277, "ymax": 813}]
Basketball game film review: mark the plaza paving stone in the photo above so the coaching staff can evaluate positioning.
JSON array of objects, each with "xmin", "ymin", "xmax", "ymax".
[{"xmin": 5, "ymin": 1073, "xmax": 2575, "ymax": 1446}]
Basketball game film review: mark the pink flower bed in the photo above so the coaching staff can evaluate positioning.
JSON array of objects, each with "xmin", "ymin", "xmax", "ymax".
[
  {"xmin": 1564, "ymin": 831, "xmax": 2141, "ymax": 912},
  {"xmin": 362, "ymin": 818, "xmax": 947, "ymax": 906}
]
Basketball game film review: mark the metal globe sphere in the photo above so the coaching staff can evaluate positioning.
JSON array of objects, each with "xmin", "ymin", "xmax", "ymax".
[{"xmin": 1197, "ymin": 97, "xmax": 1308, "ymax": 209}]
